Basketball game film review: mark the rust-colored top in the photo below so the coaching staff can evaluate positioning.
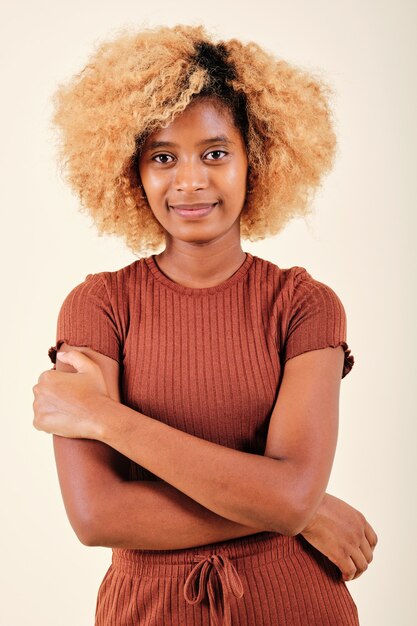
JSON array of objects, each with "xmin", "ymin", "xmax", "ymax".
[
  {"xmin": 48, "ymin": 251, "xmax": 356, "ymax": 623},
  {"xmin": 48, "ymin": 251, "xmax": 354, "ymax": 482}
]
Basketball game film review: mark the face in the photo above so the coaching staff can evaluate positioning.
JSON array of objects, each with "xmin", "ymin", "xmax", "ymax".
[{"xmin": 137, "ymin": 97, "xmax": 248, "ymax": 246}]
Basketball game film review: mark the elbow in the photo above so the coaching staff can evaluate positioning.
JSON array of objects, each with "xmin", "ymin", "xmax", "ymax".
[
  {"xmin": 271, "ymin": 491, "xmax": 323, "ymax": 537},
  {"xmin": 67, "ymin": 502, "xmax": 108, "ymax": 547},
  {"xmin": 278, "ymin": 515, "xmax": 310, "ymax": 537},
  {"xmin": 260, "ymin": 505, "xmax": 310, "ymax": 537},
  {"xmin": 69, "ymin": 502, "xmax": 135, "ymax": 548},
  {"xmin": 274, "ymin": 514, "xmax": 307, "ymax": 537},
  {"xmin": 284, "ymin": 501, "xmax": 316, "ymax": 536},
  {"xmin": 75, "ymin": 523, "xmax": 103, "ymax": 547}
]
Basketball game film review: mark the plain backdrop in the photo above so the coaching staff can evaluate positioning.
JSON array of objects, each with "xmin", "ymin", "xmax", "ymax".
[{"xmin": 0, "ymin": 1, "xmax": 416, "ymax": 625}]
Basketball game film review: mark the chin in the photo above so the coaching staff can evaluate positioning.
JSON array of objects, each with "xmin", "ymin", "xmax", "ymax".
[{"xmin": 172, "ymin": 224, "xmax": 222, "ymax": 242}]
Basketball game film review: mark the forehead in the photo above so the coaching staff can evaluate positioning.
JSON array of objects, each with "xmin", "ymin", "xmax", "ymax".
[{"xmin": 145, "ymin": 98, "xmax": 239, "ymax": 142}]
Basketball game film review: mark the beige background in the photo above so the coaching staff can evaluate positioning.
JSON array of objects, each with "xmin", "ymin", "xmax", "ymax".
[{"xmin": 1, "ymin": 0, "xmax": 415, "ymax": 624}]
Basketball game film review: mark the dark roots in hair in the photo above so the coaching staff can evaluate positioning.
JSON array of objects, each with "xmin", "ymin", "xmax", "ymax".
[{"xmin": 191, "ymin": 41, "xmax": 249, "ymax": 142}]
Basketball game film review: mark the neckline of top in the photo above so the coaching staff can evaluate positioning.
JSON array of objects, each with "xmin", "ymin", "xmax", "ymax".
[{"xmin": 144, "ymin": 252, "xmax": 254, "ymax": 295}]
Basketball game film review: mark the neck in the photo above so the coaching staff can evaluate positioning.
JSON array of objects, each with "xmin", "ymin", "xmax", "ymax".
[{"xmin": 154, "ymin": 239, "xmax": 247, "ymax": 290}]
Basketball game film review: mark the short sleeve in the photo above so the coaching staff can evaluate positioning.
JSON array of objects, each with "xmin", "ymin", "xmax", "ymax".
[
  {"xmin": 47, "ymin": 272, "xmax": 122, "ymax": 367},
  {"xmin": 283, "ymin": 268, "xmax": 355, "ymax": 379}
]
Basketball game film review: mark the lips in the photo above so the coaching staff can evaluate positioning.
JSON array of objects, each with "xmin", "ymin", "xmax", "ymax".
[
  {"xmin": 170, "ymin": 203, "xmax": 217, "ymax": 210},
  {"xmin": 169, "ymin": 202, "xmax": 218, "ymax": 218}
]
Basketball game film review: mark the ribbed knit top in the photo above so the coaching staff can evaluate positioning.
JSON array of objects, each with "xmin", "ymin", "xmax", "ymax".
[{"xmin": 48, "ymin": 251, "xmax": 354, "ymax": 483}]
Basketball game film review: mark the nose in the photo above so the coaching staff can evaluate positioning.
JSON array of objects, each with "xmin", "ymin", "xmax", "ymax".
[{"xmin": 173, "ymin": 158, "xmax": 208, "ymax": 193}]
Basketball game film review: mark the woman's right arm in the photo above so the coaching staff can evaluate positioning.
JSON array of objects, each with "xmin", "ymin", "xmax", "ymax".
[
  {"xmin": 53, "ymin": 342, "xmax": 266, "ymax": 550},
  {"xmin": 53, "ymin": 343, "xmax": 377, "ymax": 580}
]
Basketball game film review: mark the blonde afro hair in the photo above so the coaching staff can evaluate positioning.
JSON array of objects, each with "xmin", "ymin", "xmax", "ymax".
[{"xmin": 52, "ymin": 24, "xmax": 337, "ymax": 256}]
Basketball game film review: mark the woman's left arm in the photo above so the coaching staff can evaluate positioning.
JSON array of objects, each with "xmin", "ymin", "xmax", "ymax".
[{"xmin": 33, "ymin": 344, "xmax": 344, "ymax": 536}]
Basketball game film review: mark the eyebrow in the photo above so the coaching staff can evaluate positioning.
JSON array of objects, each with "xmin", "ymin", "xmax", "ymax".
[{"xmin": 146, "ymin": 135, "xmax": 235, "ymax": 149}]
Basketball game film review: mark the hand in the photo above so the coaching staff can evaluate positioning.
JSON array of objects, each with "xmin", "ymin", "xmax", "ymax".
[
  {"xmin": 300, "ymin": 493, "xmax": 378, "ymax": 581},
  {"xmin": 32, "ymin": 350, "xmax": 111, "ymax": 440}
]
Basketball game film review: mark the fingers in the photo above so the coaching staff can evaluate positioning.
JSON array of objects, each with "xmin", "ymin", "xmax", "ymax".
[
  {"xmin": 345, "ymin": 545, "xmax": 369, "ymax": 581},
  {"xmin": 359, "ymin": 536, "xmax": 374, "ymax": 566},
  {"xmin": 337, "ymin": 556, "xmax": 356, "ymax": 582},
  {"xmin": 341, "ymin": 533, "xmax": 378, "ymax": 581},
  {"xmin": 56, "ymin": 350, "xmax": 97, "ymax": 374},
  {"xmin": 32, "ymin": 395, "xmax": 46, "ymax": 432},
  {"xmin": 365, "ymin": 521, "xmax": 378, "ymax": 549},
  {"xmin": 37, "ymin": 369, "xmax": 54, "ymax": 385}
]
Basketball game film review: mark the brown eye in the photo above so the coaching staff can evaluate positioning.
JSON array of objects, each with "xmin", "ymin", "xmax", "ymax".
[
  {"xmin": 153, "ymin": 154, "xmax": 174, "ymax": 164},
  {"xmin": 205, "ymin": 150, "xmax": 227, "ymax": 161}
]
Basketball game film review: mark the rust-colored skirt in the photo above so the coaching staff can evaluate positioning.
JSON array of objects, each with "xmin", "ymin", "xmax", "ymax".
[{"xmin": 95, "ymin": 531, "xmax": 359, "ymax": 626}]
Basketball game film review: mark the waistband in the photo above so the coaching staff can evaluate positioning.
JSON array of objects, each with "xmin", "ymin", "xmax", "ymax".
[
  {"xmin": 112, "ymin": 531, "xmax": 303, "ymax": 576},
  {"xmin": 111, "ymin": 532, "xmax": 305, "ymax": 626}
]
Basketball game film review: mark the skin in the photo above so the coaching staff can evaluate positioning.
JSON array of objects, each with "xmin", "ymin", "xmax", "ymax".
[
  {"xmin": 138, "ymin": 97, "xmax": 248, "ymax": 287},
  {"xmin": 33, "ymin": 96, "xmax": 377, "ymax": 582}
]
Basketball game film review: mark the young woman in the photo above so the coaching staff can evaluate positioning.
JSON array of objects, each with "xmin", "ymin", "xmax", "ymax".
[{"xmin": 33, "ymin": 24, "xmax": 377, "ymax": 626}]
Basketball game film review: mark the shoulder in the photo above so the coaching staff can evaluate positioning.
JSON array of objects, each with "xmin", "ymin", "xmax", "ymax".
[
  {"xmin": 250, "ymin": 254, "xmax": 300, "ymax": 283},
  {"xmin": 287, "ymin": 267, "xmax": 347, "ymax": 319},
  {"xmin": 49, "ymin": 259, "xmax": 146, "ymax": 366},
  {"xmin": 289, "ymin": 264, "xmax": 342, "ymax": 295},
  {"xmin": 273, "ymin": 264, "xmax": 354, "ymax": 378},
  {"xmin": 273, "ymin": 263, "xmax": 348, "ymax": 326},
  {"xmin": 257, "ymin": 256, "xmax": 341, "ymax": 300},
  {"xmin": 251, "ymin": 255, "xmax": 328, "ymax": 298},
  {"xmin": 55, "ymin": 257, "xmax": 146, "ymax": 335},
  {"xmin": 87, "ymin": 257, "xmax": 144, "ymax": 289},
  {"xmin": 64, "ymin": 257, "xmax": 145, "ymax": 300}
]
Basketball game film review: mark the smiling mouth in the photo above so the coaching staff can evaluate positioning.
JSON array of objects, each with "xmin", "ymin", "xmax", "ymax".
[{"xmin": 170, "ymin": 203, "xmax": 218, "ymax": 218}]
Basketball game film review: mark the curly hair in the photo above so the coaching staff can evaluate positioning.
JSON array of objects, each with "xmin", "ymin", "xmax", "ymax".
[{"xmin": 52, "ymin": 24, "xmax": 337, "ymax": 256}]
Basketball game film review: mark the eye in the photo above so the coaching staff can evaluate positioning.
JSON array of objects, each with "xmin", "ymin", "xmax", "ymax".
[
  {"xmin": 152, "ymin": 153, "xmax": 175, "ymax": 164},
  {"xmin": 205, "ymin": 150, "xmax": 228, "ymax": 161}
]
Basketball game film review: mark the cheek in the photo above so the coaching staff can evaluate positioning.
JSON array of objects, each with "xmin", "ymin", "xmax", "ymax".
[
  {"xmin": 140, "ymin": 168, "xmax": 166, "ymax": 198},
  {"xmin": 222, "ymin": 162, "xmax": 248, "ymax": 199}
]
